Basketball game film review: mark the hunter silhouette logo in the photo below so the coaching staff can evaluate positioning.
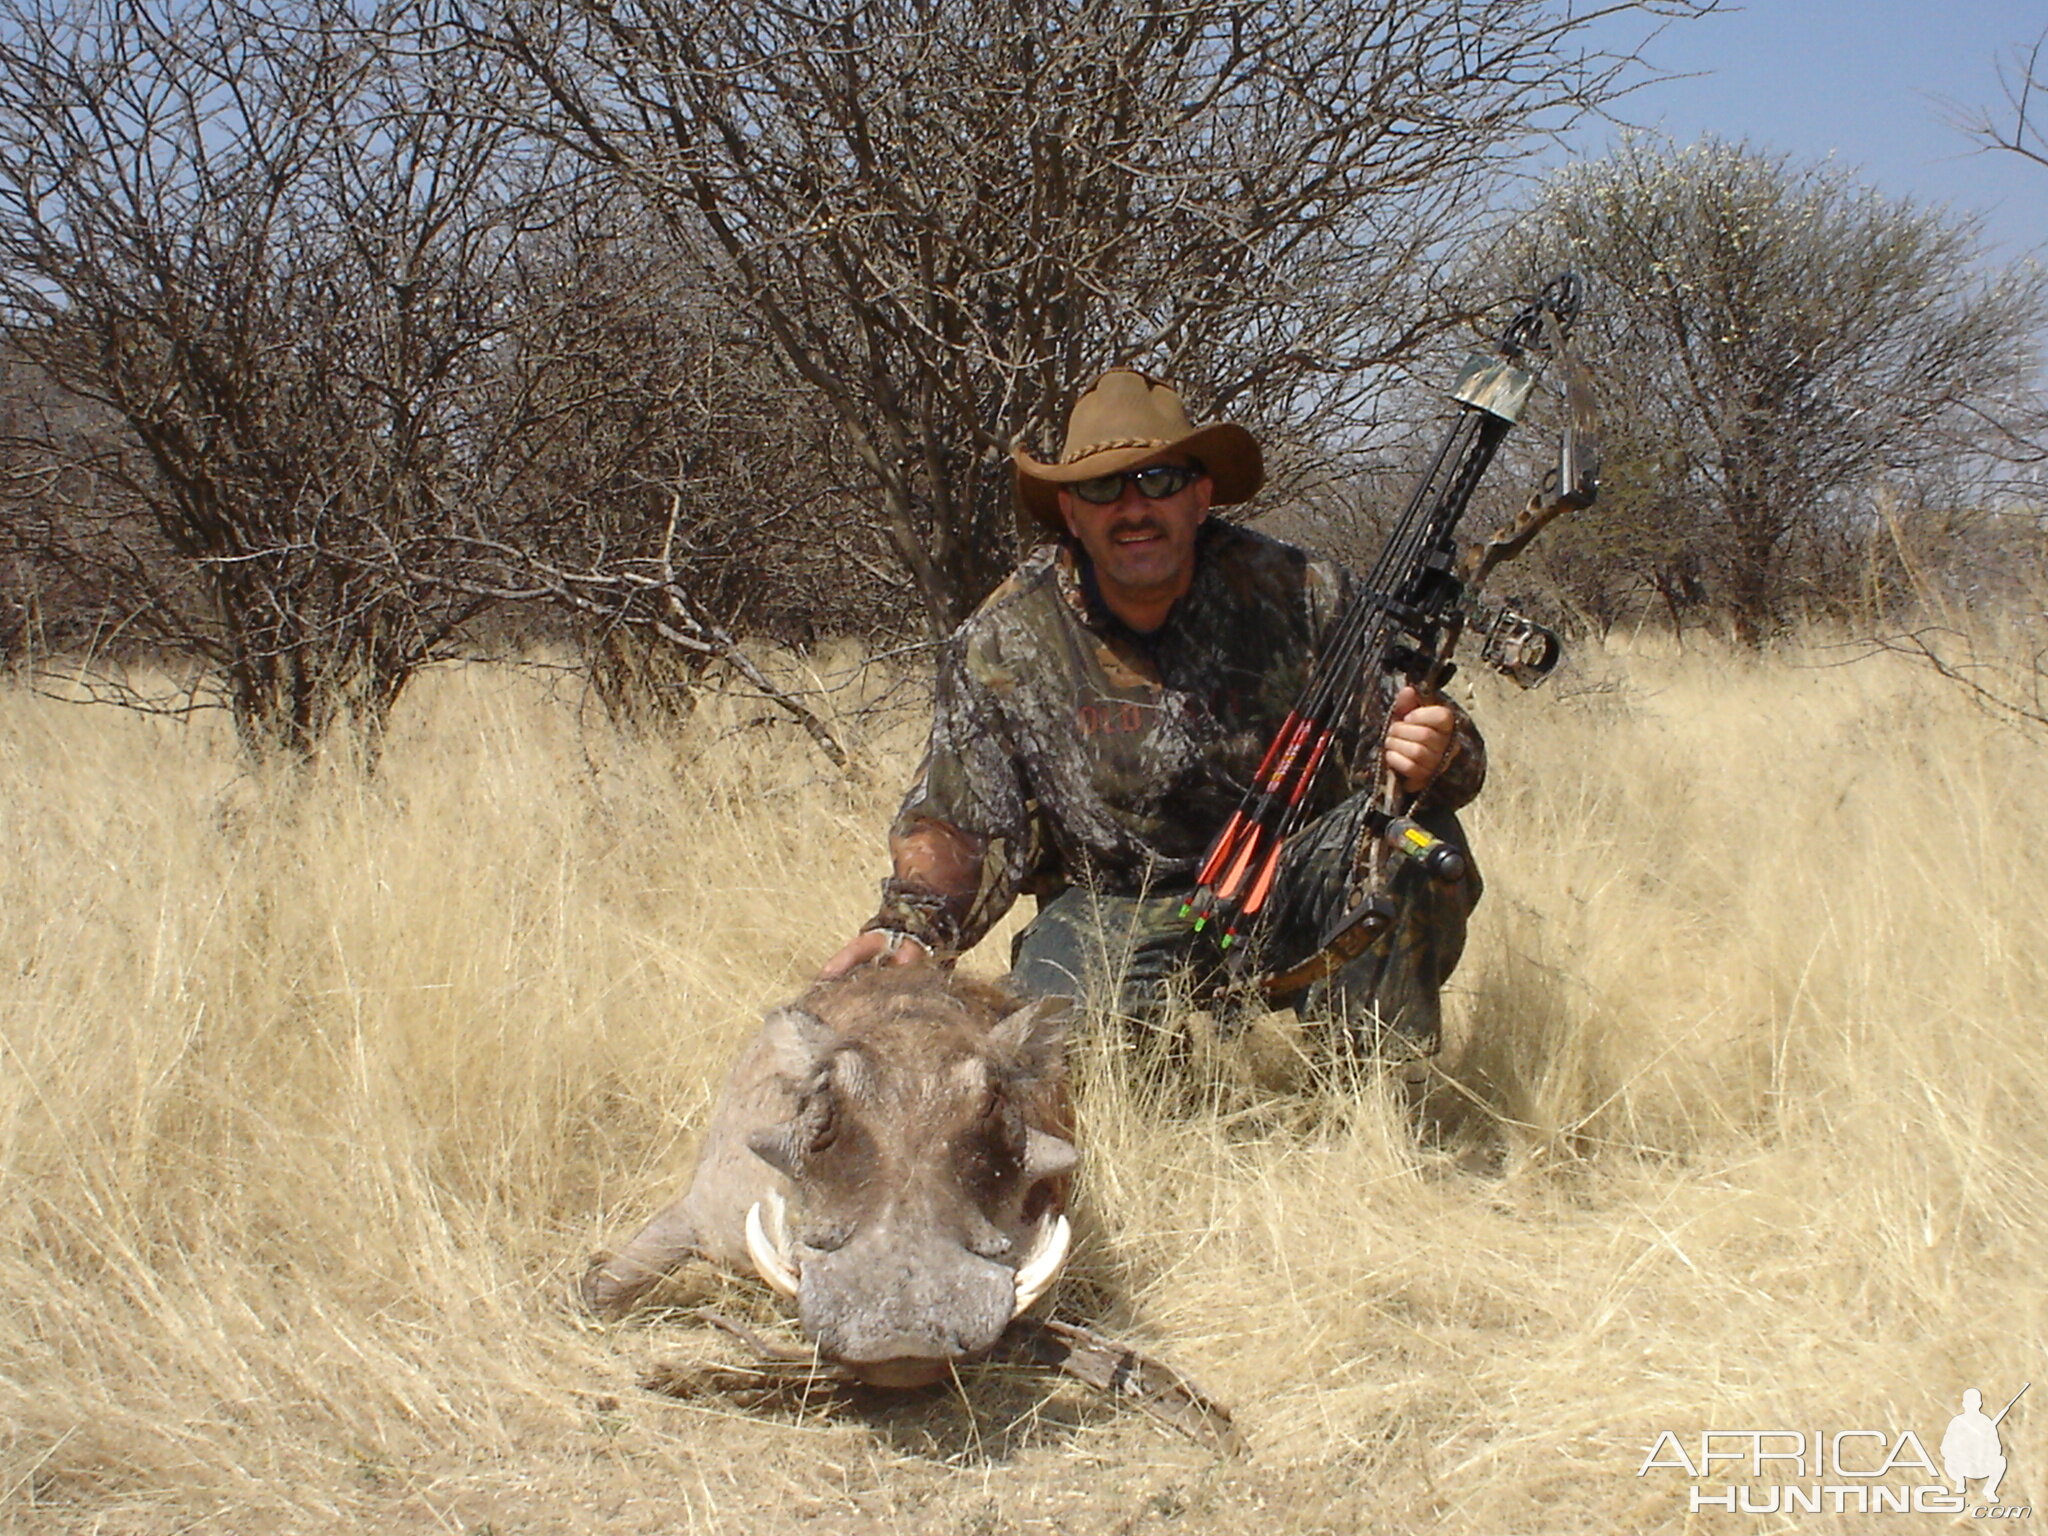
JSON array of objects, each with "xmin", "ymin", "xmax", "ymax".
[
  {"xmin": 1945, "ymin": 1385, "xmax": 2026, "ymax": 1504},
  {"xmin": 1638, "ymin": 1381, "xmax": 2032, "ymax": 1517}
]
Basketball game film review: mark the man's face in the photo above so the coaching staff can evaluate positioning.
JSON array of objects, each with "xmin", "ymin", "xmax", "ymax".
[{"xmin": 1056, "ymin": 457, "xmax": 1212, "ymax": 618}]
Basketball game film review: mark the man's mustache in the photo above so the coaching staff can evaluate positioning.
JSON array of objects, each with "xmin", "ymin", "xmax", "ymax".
[{"xmin": 1105, "ymin": 519, "xmax": 1167, "ymax": 541}]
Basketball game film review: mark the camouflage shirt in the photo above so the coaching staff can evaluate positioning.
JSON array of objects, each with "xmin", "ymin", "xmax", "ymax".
[{"xmin": 866, "ymin": 519, "xmax": 1486, "ymax": 955}]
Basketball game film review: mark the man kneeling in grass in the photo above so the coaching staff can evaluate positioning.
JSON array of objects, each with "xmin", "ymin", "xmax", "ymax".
[{"xmin": 823, "ymin": 369, "xmax": 1482, "ymax": 1070}]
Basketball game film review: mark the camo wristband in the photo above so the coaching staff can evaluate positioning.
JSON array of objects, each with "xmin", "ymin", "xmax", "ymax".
[
  {"xmin": 1416, "ymin": 709, "xmax": 1487, "ymax": 812},
  {"xmin": 864, "ymin": 879, "xmax": 969, "ymax": 957}
]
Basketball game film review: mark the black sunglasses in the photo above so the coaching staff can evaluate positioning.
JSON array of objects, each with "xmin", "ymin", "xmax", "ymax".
[{"xmin": 1068, "ymin": 462, "xmax": 1205, "ymax": 505}]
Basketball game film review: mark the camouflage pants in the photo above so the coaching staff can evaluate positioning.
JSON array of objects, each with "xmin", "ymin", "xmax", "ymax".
[{"xmin": 1007, "ymin": 796, "xmax": 1480, "ymax": 1061}]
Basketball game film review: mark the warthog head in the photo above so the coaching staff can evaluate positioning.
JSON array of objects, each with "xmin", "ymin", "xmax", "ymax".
[{"xmin": 741, "ymin": 971, "xmax": 1076, "ymax": 1388}]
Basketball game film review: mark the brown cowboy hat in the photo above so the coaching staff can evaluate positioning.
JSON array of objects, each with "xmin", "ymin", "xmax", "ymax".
[{"xmin": 1012, "ymin": 368, "xmax": 1263, "ymax": 531}]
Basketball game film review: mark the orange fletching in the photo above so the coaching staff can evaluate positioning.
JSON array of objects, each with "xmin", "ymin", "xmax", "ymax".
[
  {"xmin": 1215, "ymin": 825, "xmax": 1265, "ymax": 902},
  {"xmin": 1241, "ymin": 842, "xmax": 1285, "ymax": 918}
]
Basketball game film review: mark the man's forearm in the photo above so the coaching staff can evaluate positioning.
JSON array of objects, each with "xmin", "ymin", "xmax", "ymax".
[{"xmin": 861, "ymin": 819, "xmax": 990, "ymax": 955}]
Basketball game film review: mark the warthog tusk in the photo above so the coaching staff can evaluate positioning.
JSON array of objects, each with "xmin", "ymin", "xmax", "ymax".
[
  {"xmin": 1010, "ymin": 1214, "xmax": 1071, "ymax": 1318},
  {"xmin": 745, "ymin": 1191, "xmax": 801, "ymax": 1298}
]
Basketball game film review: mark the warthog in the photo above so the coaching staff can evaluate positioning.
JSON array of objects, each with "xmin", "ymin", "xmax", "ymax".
[{"xmin": 582, "ymin": 967, "xmax": 1076, "ymax": 1388}]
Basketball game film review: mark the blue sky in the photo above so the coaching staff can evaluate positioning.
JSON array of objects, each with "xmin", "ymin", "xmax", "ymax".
[{"xmin": 1551, "ymin": 1, "xmax": 2045, "ymax": 263}]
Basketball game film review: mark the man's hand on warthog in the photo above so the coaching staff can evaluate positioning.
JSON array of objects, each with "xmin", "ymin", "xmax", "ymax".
[{"xmin": 819, "ymin": 928, "xmax": 931, "ymax": 980}]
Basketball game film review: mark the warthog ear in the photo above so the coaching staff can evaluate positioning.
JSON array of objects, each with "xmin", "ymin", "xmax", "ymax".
[
  {"xmin": 990, "ymin": 994, "xmax": 1072, "ymax": 1070},
  {"xmin": 758, "ymin": 1004, "xmax": 837, "ymax": 1078},
  {"xmin": 1024, "ymin": 1127, "xmax": 1079, "ymax": 1181}
]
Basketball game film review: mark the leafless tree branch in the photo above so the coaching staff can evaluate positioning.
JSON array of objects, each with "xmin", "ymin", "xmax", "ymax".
[
  {"xmin": 1955, "ymin": 31, "xmax": 2048, "ymax": 172},
  {"xmin": 476, "ymin": 0, "xmax": 1717, "ymax": 634}
]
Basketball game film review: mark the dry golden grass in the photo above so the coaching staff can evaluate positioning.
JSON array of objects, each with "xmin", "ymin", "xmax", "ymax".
[{"xmin": 1, "ymin": 635, "xmax": 2042, "ymax": 1534}]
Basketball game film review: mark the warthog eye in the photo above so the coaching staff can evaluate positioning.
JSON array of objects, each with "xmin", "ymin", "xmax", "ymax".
[
  {"xmin": 800, "ymin": 1094, "xmax": 839, "ymax": 1153},
  {"xmin": 753, "ymin": 1091, "xmax": 841, "ymax": 1174}
]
